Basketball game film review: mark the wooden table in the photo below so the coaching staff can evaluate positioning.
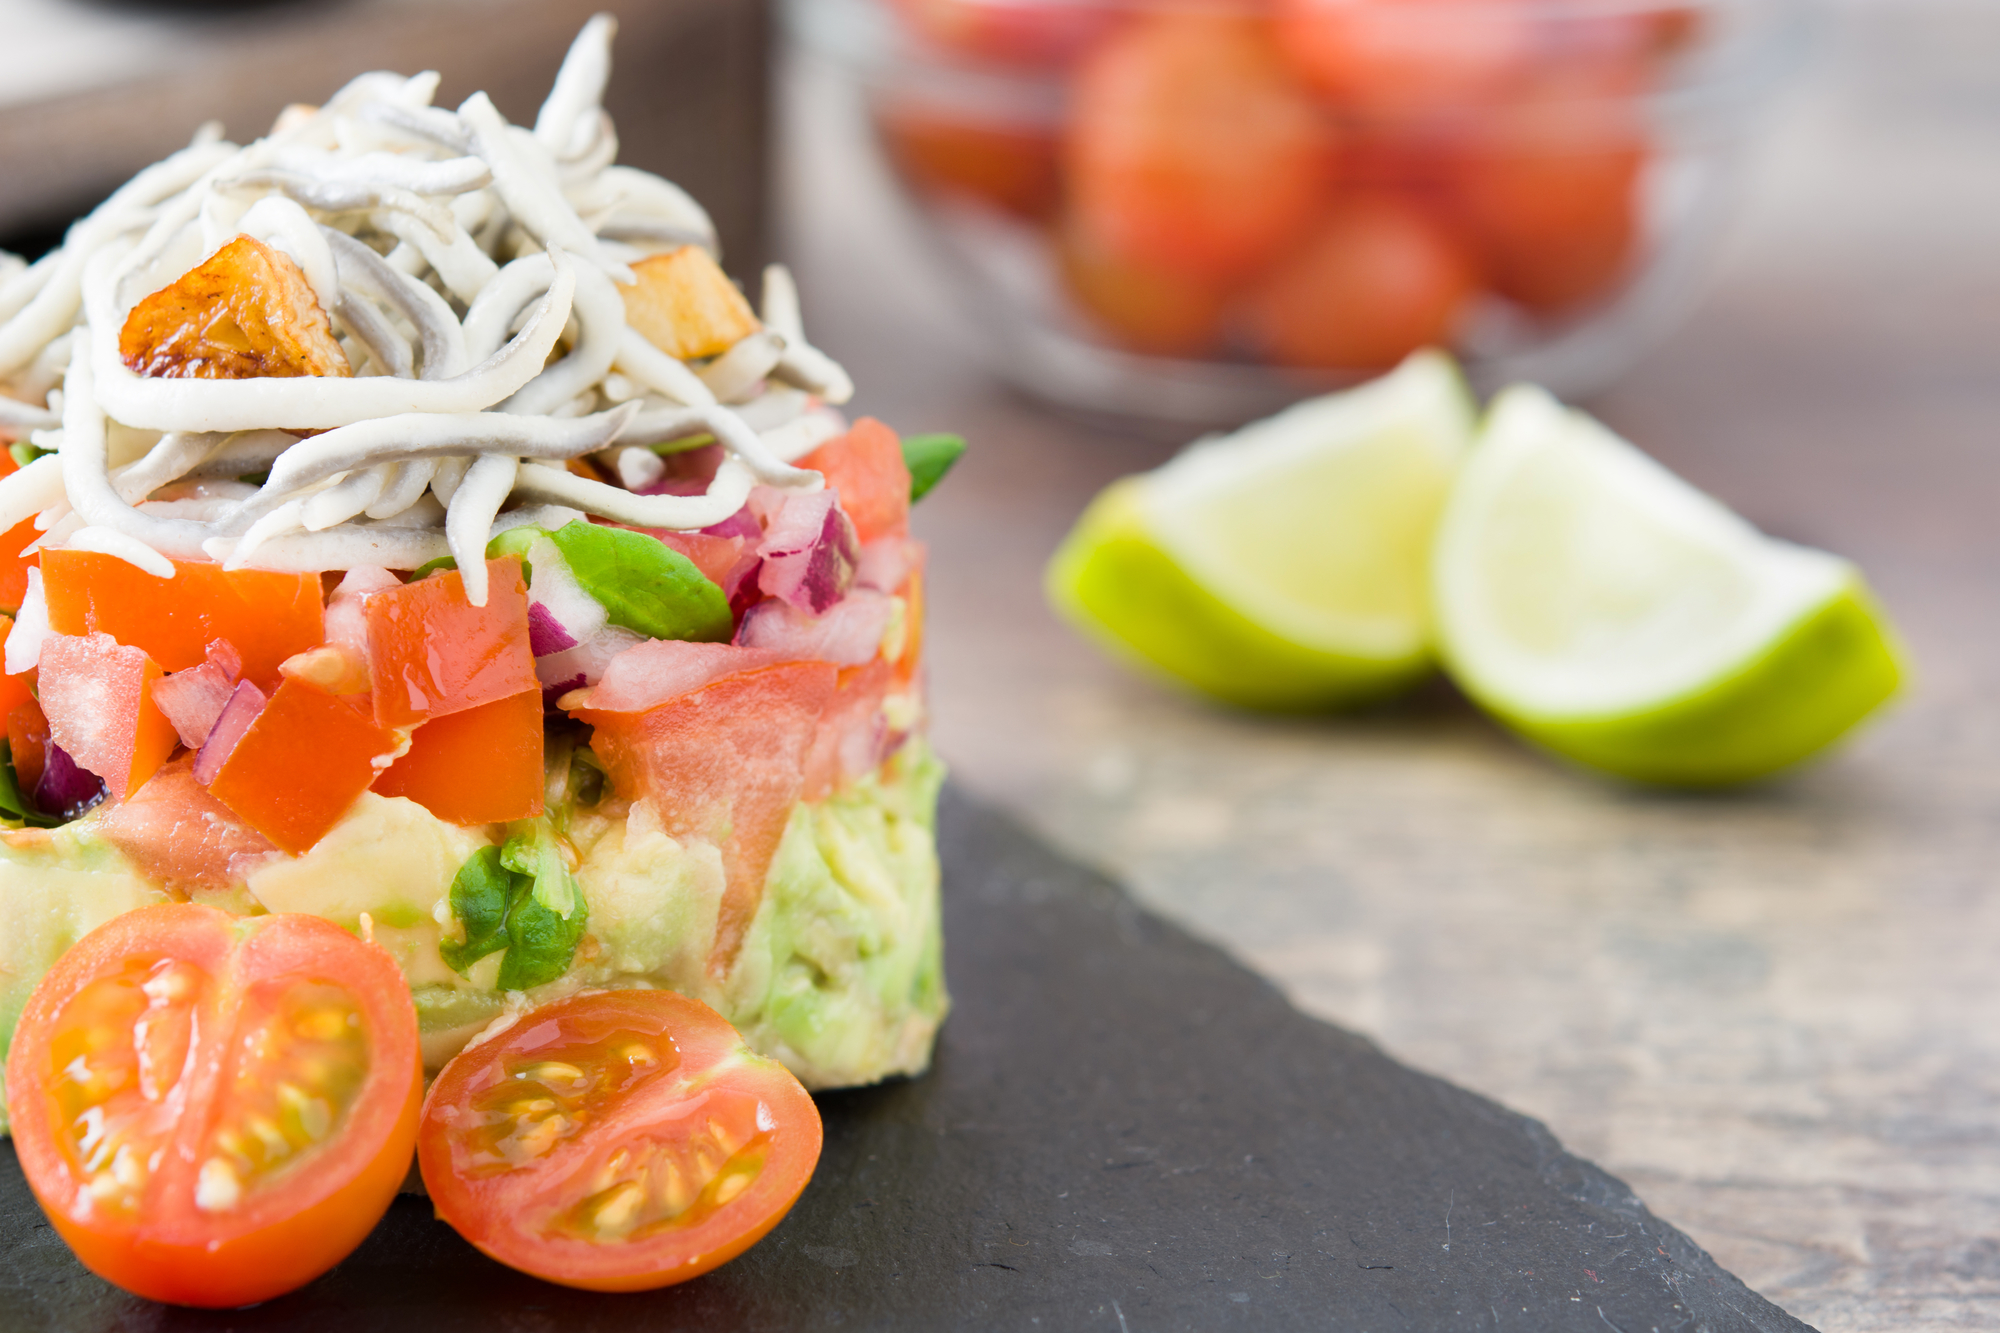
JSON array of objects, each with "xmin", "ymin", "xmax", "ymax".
[{"xmin": 778, "ymin": 4, "xmax": 2000, "ymax": 1328}]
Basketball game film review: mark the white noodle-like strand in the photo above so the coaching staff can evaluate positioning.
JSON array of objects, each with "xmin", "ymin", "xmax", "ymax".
[
  {"xmin": 366, "ymin": 457, "xmax": 440, "ymax": 519},
  {"xmin": 511, "ymin": 457, "xmax": 756, "ymax": 530},
  {"xmin": 0, "ymin": 454, "xmax": 68, "ymax": 533},
  {"xmin": 447, "ymin": 454, "xmax": 519, "ymax": 604},
  {"xmin": 64, "ymin": 525, "xmax": 175, "ymax": 578}
]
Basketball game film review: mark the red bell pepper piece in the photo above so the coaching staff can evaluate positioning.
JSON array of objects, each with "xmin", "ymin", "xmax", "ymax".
[
  {"xmin": 204, "ymin": 677, "xmax": 399, "ymax": 854},
  {"xmin": 372, "ymin": 688, "xmax": 545, "ymax": 825},
  {"xmin": 364, "ymin": 557, "xmax": 536, "ymax": 730},
  {"xmin": 39, "ymin": 550, "xmax": 325, "ymax": 687}
]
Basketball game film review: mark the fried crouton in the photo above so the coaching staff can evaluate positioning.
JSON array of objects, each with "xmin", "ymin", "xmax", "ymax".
[
  {"xmin": 119, "ymin": 235, "xmax": 351, "ymax": 380},
  {"xmin": 621, "ymin": 245, "xmax": 761, "ymax": 362}
]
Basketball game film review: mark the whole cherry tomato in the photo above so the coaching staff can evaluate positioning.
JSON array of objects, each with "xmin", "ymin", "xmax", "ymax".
[
  {"xmin": 889, "ymin": 0, "xmax": 1124, "ymax": 69},
  {"xmin": 1066, "ymin": 13, "xmax": 1334, "ymax": 283},
  {"xmin": 417, "ymin": 988, "xmax": 823, "ymax": 1292},
  {"xmin": 1243, "ymin": 194, "xmax": 1479, "ymax": 369},
  {"xmin": 877, "ymin": 105, "xmax": 1063, "ymax": 221},
  {"xmin": 1057, "ymin": 215, "xmax": 1230, "ymax": 357},
  {"xmin": 5, "ymin": 903, "xmax": 423, "ymax": 1308},
  {"xmin": 1274, "ymin": 0, "xmax": 1538, "ymax": 123},
  {"xmin": 1446, "ymin": 61, "xmax": 1650, "ymax": 313}
]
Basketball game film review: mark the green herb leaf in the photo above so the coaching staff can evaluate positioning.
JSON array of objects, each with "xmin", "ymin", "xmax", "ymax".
[
  {"xmin": 485, "ymin": 527, "xmax": 540, "ymax": 587},
  {"xmin": 650, "ymin": 432, "xmax": 715, "ymax": 456},
  {"xmin": 902, "ymin": 433, "xmax": 967, "ymax": 503},
  {"xmin": 0, "ymin": 746, "xmax": 60, "ymax": 829},
  {"xmin": 494, "ymin": 820, "xmax": 587, "ymax": 991},
  {"xmin": 546, "ymin": 519, "xmax": 730, "ymax": 643},
  {"xmin": 411, "ymin": 556, "xmax": 458, "ymax": 581},
  {"xmin": 7, "ymin": 442, "xmax": 49, "ymax": 470},
  {"xmin": 438, "ymin": 845, "xmax": 513, "ymax": 972}
]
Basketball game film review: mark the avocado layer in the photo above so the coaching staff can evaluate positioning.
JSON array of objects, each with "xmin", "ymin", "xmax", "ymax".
[{"xmin": 0, "ymin": 740, "xmax": 947, "ymax": 1133}]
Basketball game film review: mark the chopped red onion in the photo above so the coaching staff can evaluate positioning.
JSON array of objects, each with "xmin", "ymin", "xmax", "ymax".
[
  {"xmin": 527, "ymin": 600, "xmax": 579, "ymax": 656},
  {"xmin": 701, "ymin": 506, "xmax": 762, "ymax": 543},
  {"xmin": 735, "ymin": 589, "xmax": 894, "ymax": 667},
  {"xmin": 202, "ymin": 637, "xmax": 244, "ymax": 683},
  {"xmin": 35, "ymin": 744, "xmax": 104, "ymax": 817},
  {"xmin": 756, "ymin": 490, "xmax": 858, "ymax": 614},
  {"xmin": 573, "ymin": 639, "xmax": 785, "ymax": 713},
  {"xmin": 153, "ymin": 662, "xmax": 240, "ymax": 749},
  {"xmin": 535, "ymin": 624, "xmax": 647, "ymax": 693},
  {"xmin": 194, "ymin": 681, "xmax": 267, "ymax": 786},
  {"xmin": 854, "ymin": 536, "xmax": 919, "ymax": 593},
  {"xmin": 325, "ymin": 566, "xmax": 401, "ymax": 667}
]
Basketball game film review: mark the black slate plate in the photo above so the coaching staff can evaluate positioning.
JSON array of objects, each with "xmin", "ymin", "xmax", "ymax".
[{"xmin": 1, "ymin": 788, "xmax": 1812, "ymax": 1332}]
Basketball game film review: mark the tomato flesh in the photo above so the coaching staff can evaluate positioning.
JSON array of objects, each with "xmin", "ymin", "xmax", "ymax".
[
  {"xmin": 37, "ymin": 631, "xmax": 178, "ymax": 801},
  {"xmin": 205, "ymin": 678, "xmax": 399, "ymax": 854},
  {"xmin": 418, "ymin": 989, "xmax": 822, "ymax": 1292},
  {"xmin": 372, "ymin": 687, "xmax": 546, "ymax": 825},
  {"xmin": 797, "ymin": 418, "xmax": 912, "ymax": 546},
  {"xmin": 4, "ymin": 904, "xmax": 422, "ymax": 1307},
  {"xmin": 878, "ymin": 105, "xmax": 1063, "ymax": 221},
  {"xmin": 365, "ymin": 557, "xmax": 536, "ymax": 730},
  {"xmin": 39, "ymin": 551, "xmax": 325, "ymax": 689}
]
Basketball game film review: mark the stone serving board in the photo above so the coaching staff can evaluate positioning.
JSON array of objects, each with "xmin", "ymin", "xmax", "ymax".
[{"xmin": 0, "ymin": 789, "xmax": 1812, "ymax": 1331}]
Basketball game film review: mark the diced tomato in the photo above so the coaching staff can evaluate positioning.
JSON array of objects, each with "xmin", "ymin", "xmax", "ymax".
[
  {"xmin": 95, "ymin": 754, "xmax": 277, "ymax": 893},
  {"xmin": 804, "ymin": 660, "xmax": 894, "ymax": 800},
  {"xmin": 0, "ymin": 613, "xmax": 31, "ymax": 721},
  {"xmin": 573, "ymin": 661, "xmax": 838, "ymax": 972},
  {"xmin": 39, "ymin": 551, "xmax": 325, "ymax": 687},
  {"xmin": 1274, "ymin": 0, "xmax": 1535, "ymax": 122},
  {"xmin": 0, "ymin": 447, "xmax": 35, "ymax": 616},
  {"xmin": 1056, "ymin": 216, "xmax": 1230, "ymax": 357},
  {"xmin": 896, "ymin": 553, "xmax": 927, "ymax": 687},
  {"xmin": 37, "ymin": 632, "xmax": 178, "ymax": 801},
  {"xmin": 1066, "ymin": 13, "xmax": 1332, "ymax": 283},
  {"xmin": 5, "ymin": 903, "xmax": 421, "ymax": 1306},
  {"xmin": 418, "ymin": 989, "xmax": 821, "ymax": 1292},
  {"xmin": 9, "ymin": 696, "xmax": 47, "ymax": 793},
  {"xmin": 877, "ymin": 105, "xmax": 1063, "ymax": 221},
  {"xmin": 364, "ymin": 557, "xmax": 536, "ymax": 730},
  {"xmin": 372, "ymin": 689, "xmax": 545, "ymax": 826},
  {"xmin": 205, "ymin": 679, "xmax": 399, "ymax": 855},
  {"xmin": 1242, "ymin": 194, "xmax": 1479, "ymax": 369},
  {"xmin": 797, "ymin": 418, "xmax": 912, "ymax": 545}
]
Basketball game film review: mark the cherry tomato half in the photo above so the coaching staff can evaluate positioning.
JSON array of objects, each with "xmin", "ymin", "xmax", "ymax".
[
  {"xmin": 1243, "ymin": 193, "xmax": 1479, "ymax": 370},
  {"xmin": 1066, "ymin": 12, "xmax": 1333, "ymax": 283},
  {"xmin": 877, "ymin": 104, "xmax": 1063, "ymax": 222},
  {"xmin": 1057, "ymin": 214, "xmax": 1230, "ymax": 358},
  {"xmin": 417, "ymin": 989, "xmax": 823, "ymax": 1292},
  {"xmin": 4, "ymin": 903, "xmax": 423, "ymax": 1307},
  {"xmin": 1275, "ymin": 0, "xmax": 1537, "ymax": 123}
]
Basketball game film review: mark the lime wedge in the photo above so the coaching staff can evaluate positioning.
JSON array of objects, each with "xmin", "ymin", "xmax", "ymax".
[
  {"xmin": 1047, "ymin": 351, "xmax": 1476, "ymax": 709},
  {"xmin": 1433, "ymin": 385, "xmax": 1907, "ymax": 785}
]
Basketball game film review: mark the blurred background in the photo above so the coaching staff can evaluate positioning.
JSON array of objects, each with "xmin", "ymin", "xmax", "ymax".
[{"xmin": 7, "ymin": 0, "xmax": 1997, "ymax": 1328}]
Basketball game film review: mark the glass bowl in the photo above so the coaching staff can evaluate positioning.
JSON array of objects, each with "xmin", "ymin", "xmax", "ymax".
[{"xmin": 790, "ymin": 0, "xmax": 1811, "ymax": 426}]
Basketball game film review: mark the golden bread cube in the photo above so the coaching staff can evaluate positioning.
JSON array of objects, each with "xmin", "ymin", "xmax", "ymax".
[
  {"xmin": 621, "ymin": 245, "xmax": 761, "ymax": 362},
  {"xmin": 119, "ymin": 234, "xmax": 351, "ymax": 380}
]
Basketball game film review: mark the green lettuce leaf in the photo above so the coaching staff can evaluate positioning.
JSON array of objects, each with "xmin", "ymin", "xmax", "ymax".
[
  {"xmin": 902, "ymin": 433, "xmax": 967, "ymax": 502},
  {"xmin": 439, "ymin": 822, "xmax": 589, "ymax": 989},
  {"xmin": 546, "ymin": 519, "xmax": 730, "ymax": 643}
]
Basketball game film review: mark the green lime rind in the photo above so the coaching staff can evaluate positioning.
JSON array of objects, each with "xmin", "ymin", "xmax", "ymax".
[
  {"xmin": 1459, "ymin": 574, "xmax": 1908, "ymax": 787},
  {"xmin": 1046, "ymin": 478, "xmax": 1432, "ymax": 712}
]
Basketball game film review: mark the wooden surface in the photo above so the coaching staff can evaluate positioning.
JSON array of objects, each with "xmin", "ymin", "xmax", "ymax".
[{"xmin": 779, "ymin": 4, "xmax": 2000, "ymax": 1329}]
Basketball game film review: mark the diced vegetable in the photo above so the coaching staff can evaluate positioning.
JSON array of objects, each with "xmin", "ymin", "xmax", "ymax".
[
  {"xmin": 526, "ymin": 603, "xmax": 578, "ymax": 656},
  {"xmin": 536, "ymin": 625, "xmax": 647, "ymax": 697},
  {"xmin": 737, "ymin": 588, "xmax": 895, "ymax": 667},
  {"xmin": 804, "ymin": 660, "xmax": 895, "ymax": 800},
  {"xmin": 620, "ymin": 246, "xmax": 761, "ymax": 362},
  {"xmin": 373, "ymin": 689, "xmax": 545, "ymax": 826},
  {"xmin": 545, "ymin": 520, "xmax": 731, "ymax": 644},
  {"xmin": 364, "ymin": 557, "xmax": 537, "ymax": 729},
  {"xmin": 571, "ymin": 660, "xmax": 838, "ymax": 969},
  {"xmin": 40, "ymin": 551, "xmax": 326, "ymax": 686},
  {"xmin": 38, "ymin": 744, "xmax": 104, "ymax": 816},
  {"xmin": 0, "ymin": 449, "xmax": 37, "ymax": 616},
  {"xmin": 900, "ymin": 433, "xmax": 968, "ymax": 503},
  {"xmin": 118, "ymin": 234, "xmax": 352, "ymax": 380},
  {"xmin": 756, "ymin": 491, "xmax": 858, "ymax": 615},
  {"xmin": 95, "ymin": 755, "xmax": 277, "ymax": 892},
  {"xmin": 153, "ymin": 640, "xmax": 243, "ymax": 748},
  {"xmin": 37, "ymin": 632, "xmax": 178, "ymax": 801},
  {"xmin": 193, "ymin": 681, "xmax": 265, "ymax": 786},
  {"xmin": 0, "ymin": 614, "xmax": 31, "ymax": 723},
  {"xmin": 7, "ymin": 698, "xmax": 46, "ymax": 796},
  {"xmin": 569, "ymin": 639, "xmax": 785, "ymax": 713},
  {"xmin": 798, "ymin": 418, "xmax": 912, "ymax": 544},
  {"xmin": 205, "ymin": 678, "xmax": 399, "ymax": 854},
  {"xmin": 651, "ymin": 531, "xmax": 747, "ymax": 590}
]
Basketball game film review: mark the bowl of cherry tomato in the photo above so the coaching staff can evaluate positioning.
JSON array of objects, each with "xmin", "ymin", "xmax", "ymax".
[{"xmin": 793, "ymin": 0, "xmax": 1809, "ymax": 424}]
